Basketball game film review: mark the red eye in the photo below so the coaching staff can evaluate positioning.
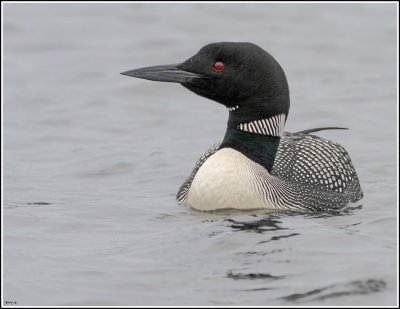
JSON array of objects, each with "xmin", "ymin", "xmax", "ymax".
[{"xmin": 213, "ymin": 61, "xmax": 224, "ymax": 71}]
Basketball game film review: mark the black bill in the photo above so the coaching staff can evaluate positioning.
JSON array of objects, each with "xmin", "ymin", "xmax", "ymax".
[{"xmin": 121, "ymin": 64, "xmax": 204, "ymax": 83}]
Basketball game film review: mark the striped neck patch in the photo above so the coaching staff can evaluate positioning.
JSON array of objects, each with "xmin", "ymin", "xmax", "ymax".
[{"xmin": 237, "ymin": 114, "xmax": 286, "ymax": 136}]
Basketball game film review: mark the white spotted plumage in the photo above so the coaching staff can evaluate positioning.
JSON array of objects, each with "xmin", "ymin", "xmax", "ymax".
[{"xmin": 177, "ymin": 125, "xmax": 363, "ymax": 211}]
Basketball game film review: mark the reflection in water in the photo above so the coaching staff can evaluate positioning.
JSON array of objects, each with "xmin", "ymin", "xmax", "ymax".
[
  {"xmin": 191, "ymin": 204, "xmax": 363, "ymax": 225},
  {"xmin": 240, "ymin": 287, "xmax": 276, "ymax": 291},
  {"xmin": 235, "ymin": 248, "xmax": 286, "ymax": 256},
  {"xmin": 27, "ymin": 202, "xmax": 52, "ymax": 205},
  {"xmin": 4, "ymin": 201, "xmax": 53, "ymax": 209},
  {"xmin": 225, "ymin": 216, "xmax": 300, "ymax": 245},
  {"xmin": 303, "ymin": 204, "xmax": 363, "ymax": 219},
  {"xmin": 257, "ymin": 233, "xmax": 300, "ymax": 244},
  {"xmin": 280, "ymin": 279, "xmax": 386, "ymax": 303},
  {"xmin": 226, "ymin": 217, "xmax": 286, "ymax": 233},
  {"xmin": 227, "ymin": 271, "xmax": 285, "ymax": 280}
]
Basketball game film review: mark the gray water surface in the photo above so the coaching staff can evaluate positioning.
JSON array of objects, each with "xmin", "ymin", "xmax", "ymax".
[{"xmin": 3, "ymin": 3, "xmax": 398, "ymax": 306}]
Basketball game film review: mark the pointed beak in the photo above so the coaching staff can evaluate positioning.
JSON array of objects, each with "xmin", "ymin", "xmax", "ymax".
[{"xmin": 120, "ymin": 64, "xmax": 204, "ymax": 83}]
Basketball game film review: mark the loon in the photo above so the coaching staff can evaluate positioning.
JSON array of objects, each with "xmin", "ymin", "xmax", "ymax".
[{"xmin": 121, "ymin": 42, "xmax": 363, "ymax": 212}]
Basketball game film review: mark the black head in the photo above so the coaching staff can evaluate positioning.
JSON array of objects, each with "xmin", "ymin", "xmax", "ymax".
[{"xmin": 121, "ymin": 42, "xmax": 290, "ymax": 126}]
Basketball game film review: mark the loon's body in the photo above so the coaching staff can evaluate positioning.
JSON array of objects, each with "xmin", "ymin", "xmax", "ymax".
[
  {"xmin": 177, "ymin": 131, "xmax": 362, "ymax": 211},
  {"xmin": 122, "ymin": 42, "xmax": 363, "ymax": 211}
]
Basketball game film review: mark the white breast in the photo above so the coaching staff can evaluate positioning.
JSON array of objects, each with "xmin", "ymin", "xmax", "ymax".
[{"xmin": 187, "ymin": 148, "xmax": 276, "ymax": 211}]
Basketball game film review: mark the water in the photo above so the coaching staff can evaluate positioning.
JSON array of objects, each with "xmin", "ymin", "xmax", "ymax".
[{"xmin": 3, "ymin": 3, "xmax": 397, "ymax": 306}]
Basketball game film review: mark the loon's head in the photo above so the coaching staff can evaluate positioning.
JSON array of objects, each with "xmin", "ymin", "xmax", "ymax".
[{"xmin": 121, "ymin": 42, "xmax": 290, "ymax": 126}]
